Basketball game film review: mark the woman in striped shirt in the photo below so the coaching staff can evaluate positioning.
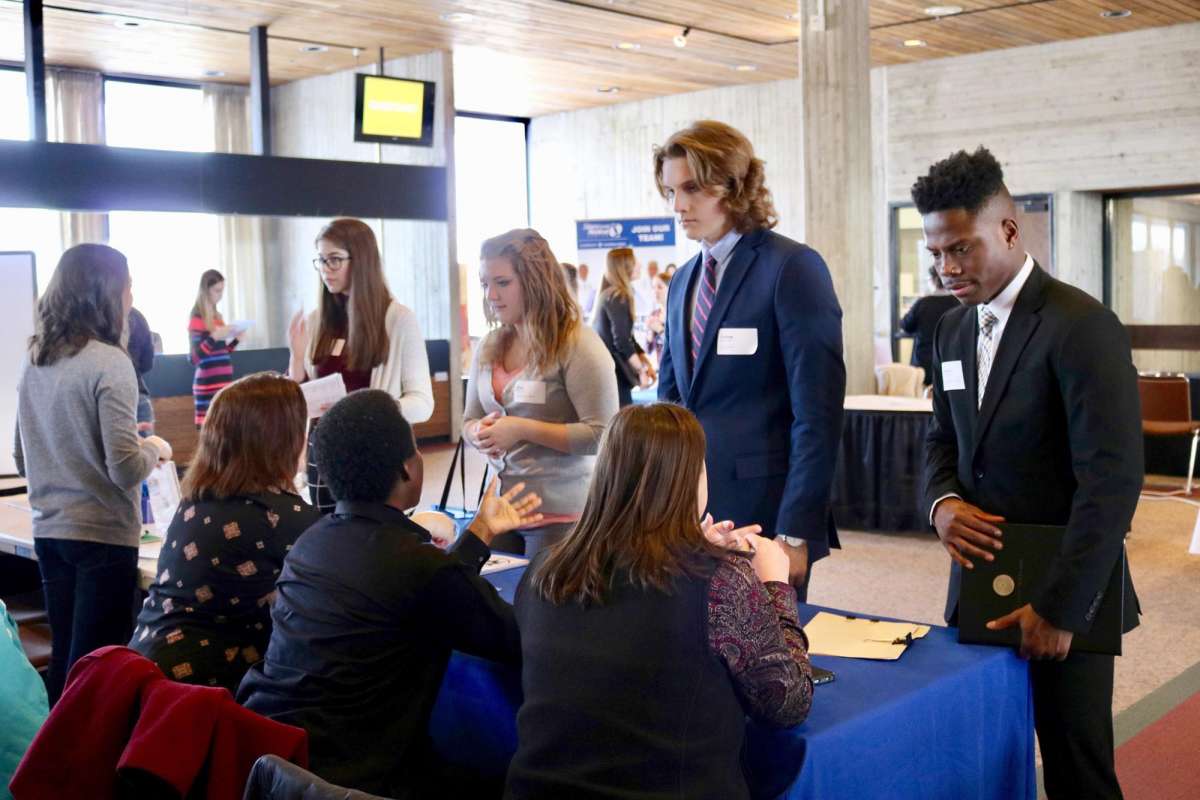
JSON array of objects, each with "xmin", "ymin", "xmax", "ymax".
[{"xmin": 189, "ymin": 269, "xmax": 239, "ymax": 427}]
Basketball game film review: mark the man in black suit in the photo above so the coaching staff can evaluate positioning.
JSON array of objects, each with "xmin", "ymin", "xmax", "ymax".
[{"xmin": 918, "ymin": 147, "xmax": 1142, "ymax": 799}]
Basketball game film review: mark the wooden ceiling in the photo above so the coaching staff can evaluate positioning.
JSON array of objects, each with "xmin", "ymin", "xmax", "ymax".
[{"xmin": 0, "ymin": 0, "xmax": 1197, "ymax": 117}]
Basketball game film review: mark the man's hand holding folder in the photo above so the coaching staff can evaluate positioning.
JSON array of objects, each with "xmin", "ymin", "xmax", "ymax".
[{"xmin": 986, "ymin": 604, "xmax": 1073, "ymax": 661}]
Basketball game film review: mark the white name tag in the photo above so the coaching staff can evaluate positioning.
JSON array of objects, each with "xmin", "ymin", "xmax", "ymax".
[
  {"xmin": 942, "ymin": 360, "xmax": 966, "ymax": 391},
  {"xmin": 716, "ymin": 327, "xmax": 758, "ymax": 356},
  {"xmin": 513, "ymin": 379, "xmax": 547, "ymax": 405},
  {"xmin": 331, "ymin": 338, "xmax": 345, "ymax": 357}
]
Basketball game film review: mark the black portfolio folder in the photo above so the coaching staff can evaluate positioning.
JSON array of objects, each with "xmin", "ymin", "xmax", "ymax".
[{"xmin": 957, "ymin": 523, "xmax": 1125, "ymax": 656}]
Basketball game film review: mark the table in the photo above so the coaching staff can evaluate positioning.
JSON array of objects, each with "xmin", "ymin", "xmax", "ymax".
[
  {"xmin": 0, "ymin": 495, "xmax": 162, "ymax": 590},
  {"xmin": 831, "ymin": 395, "xmax": 933, "ymax": 533},
  {"xmin": 430, "ymin": 566, "xmax": 1035, "ymax": 800}
]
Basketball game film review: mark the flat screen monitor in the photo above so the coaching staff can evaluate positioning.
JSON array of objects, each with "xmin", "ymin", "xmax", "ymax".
[{"xmin": 354, "ymin": 74, "xmax": 436, "ymax": 147}]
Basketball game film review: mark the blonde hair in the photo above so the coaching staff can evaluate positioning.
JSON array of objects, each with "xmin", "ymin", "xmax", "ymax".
[
  {"xmin": 653, "ymin": 120, "xmax": 778, "ymax": 233},
  {"xmin": 598, "ymin": 247, "xmax": 636, "ymax": 323},
  {"xmin": 479, "ymin": 228, "xmax": 581, "ymax": 374},
  {"xmin": 191, "ymin": 269, "xmax": 224, "ymax": 332}
]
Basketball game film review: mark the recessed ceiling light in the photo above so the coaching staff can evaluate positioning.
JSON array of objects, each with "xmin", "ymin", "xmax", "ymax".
[
  {"xmin": 615, "ymin": 42, "xmax": 640, "ymax": 50},
  {"xmin": 202, "ymin": 70, "xmax": 225, "ymax": 78},
  {"xmin": 673, "ymin": 26, "xmax": 691, "ymax": 48},
  {"xmin": 441, "ymin": 11, "xmax": 474, "ymax": 22},
  {"xmin": 903, "ymin": 39, "xmax": 928, "ymax": 48},
  {"xmin": 923, "ymin": 5, "xmax": 963, "ymax": 16},
  {"xmin": 1100, "ymin": 9, "xmax": 1132, "ymax": 18},
  {"xmin": 597, "ymin": 86, "xmax": 620, "ymax": 94},
  {"xmin": 734, "ymin": 64, "xmax": 757, "ymax": 72},
  {"xmin": 300, "ymin": 44, "xmax": 328, "ymax": 53}
]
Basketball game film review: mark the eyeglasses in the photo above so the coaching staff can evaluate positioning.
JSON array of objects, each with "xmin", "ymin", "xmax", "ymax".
[{"xmin": 312, "ymin": 255, "xmax": 351, "ymax": 273}]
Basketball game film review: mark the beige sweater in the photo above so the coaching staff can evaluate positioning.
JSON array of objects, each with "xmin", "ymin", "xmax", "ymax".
[{"xmin": 305, "ymin": 301, "xmax": 434, "ymax": 424}]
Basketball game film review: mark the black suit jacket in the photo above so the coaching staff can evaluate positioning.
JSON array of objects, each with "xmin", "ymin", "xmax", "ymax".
[{"xmin": 923, "ymin": 264, "xmax": 1142, "ymax": 634}]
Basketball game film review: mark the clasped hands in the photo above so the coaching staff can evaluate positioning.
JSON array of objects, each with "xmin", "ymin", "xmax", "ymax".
[
  {"xmin": 933, "ymin": 498, "xmax": 1073, "ymax": 661},
  {"xmin": 469, "ymin": 412, "xmax": 525, "ymax": 459}
]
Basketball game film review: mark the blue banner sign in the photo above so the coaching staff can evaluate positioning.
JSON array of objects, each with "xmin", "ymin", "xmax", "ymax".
[{"xmin": 576, "ymin": 217, "xmax": 676, "ymax": 249}]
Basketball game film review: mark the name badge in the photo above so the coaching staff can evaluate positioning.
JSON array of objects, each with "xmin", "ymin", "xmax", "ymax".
[
  {"xmin": 331, "ymin": 338, "xmax": 346, "ymax": 357},
  {"xmin": 941, "ymin": 360, "xmax": 965, "ymax": 391},
  {"xmin": 513, "ymin": 380, "xmax": 547, "ymax": 405},
  {"xmin": 716, "ymin": 327, "xmax": 758, "ymax": 356}
]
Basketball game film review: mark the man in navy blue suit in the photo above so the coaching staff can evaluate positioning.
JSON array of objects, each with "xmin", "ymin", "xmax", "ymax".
[{"xmin": 655, "ymin": 121, "xmax": 846, "ymax": 596}]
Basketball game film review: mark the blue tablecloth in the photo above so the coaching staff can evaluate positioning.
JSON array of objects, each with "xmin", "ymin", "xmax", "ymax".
[{"xmin": 430, "ymin": 567, "xmax": 1036, "ymax": 800}]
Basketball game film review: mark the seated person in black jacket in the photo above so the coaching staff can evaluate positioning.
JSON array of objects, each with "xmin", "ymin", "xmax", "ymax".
[{"xmin": 238, "ymin": 389, "xmax": 542, "ymax": 798}]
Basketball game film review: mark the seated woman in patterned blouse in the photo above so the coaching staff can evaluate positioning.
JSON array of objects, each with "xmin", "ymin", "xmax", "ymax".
[
  {"xmin": 505, "ymin": 402, "xmax": 815, "ymax": 800},
  {"xmin": 130, "ymin": 372, "xmax": 319, "ymax": 692}
]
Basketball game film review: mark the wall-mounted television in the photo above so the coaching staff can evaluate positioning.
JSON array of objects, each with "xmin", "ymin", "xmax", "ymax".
[{"xmin": 354, "ymin": 74, "xmax": 436, "ymax": 147}]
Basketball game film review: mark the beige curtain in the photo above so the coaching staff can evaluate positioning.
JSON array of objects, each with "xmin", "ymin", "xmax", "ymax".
[
  {"xmin": 204, "ymin": 84, "xmax": 269, "ymax": 348},
  {"xmin": 48, "ymin": 68, "xmax": 108, "ymax": 246}
]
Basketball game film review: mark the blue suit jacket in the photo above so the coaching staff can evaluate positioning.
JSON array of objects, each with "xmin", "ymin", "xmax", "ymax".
[{"xmin": 658, "ymin": 228, "xmax": 846, "ymax": 561}]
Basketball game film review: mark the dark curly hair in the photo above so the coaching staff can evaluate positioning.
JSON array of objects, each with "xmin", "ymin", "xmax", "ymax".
[
  {"xmin": 654, "ymin": 120, "xmax": 778, "ymax": 233},
  {"xmin": 30, "ymin": 244, "xmax": 129, "ymax": 367},
  {"xmin": 314, "ymin": 389, "xmax": 416, "ymax": 503},
  {"xmin": 910, "ymin": 146, "xmax": 1006, "ymax": 216}
]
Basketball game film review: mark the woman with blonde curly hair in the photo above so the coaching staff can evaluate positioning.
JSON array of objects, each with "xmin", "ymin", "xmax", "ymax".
[
  {"xmin": 464, "ymin": 228, "xmax": 618, "ymax": 555},
  {"xmin": 653, "ymin": 120, "xmax": 846, "ymax": 602}
]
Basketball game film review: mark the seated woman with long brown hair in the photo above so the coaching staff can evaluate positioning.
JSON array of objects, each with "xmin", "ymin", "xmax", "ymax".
[
  {"xmin": 505, "ymin": 402, "xmax": 813, "ymax": 800},
  {"xmin": 130, "ymin": 372, "xmax": 319, "ymax": 692}
]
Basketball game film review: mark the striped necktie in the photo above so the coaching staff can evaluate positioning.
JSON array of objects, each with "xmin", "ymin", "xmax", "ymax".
[
  {"xmin": 977, "ymin": 307, "xmax": 999, "ymax": 409},
  {"xmin": 691, "ymin": 255, "xmax": 718, "ymax": 365}
]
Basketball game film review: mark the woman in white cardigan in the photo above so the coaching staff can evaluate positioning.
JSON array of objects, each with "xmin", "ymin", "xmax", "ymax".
[{"xmin": 288, "ymin": 218, "xmax": 433, "ymax": 511}]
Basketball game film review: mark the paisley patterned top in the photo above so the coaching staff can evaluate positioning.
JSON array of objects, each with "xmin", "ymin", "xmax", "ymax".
[
  {"xmin": 707, "ymin": 555, "xmax": 814, "ymax": 725},
  {"xmin": 130, "ymin": 490, "xmax": 320, "ymax": 693}
]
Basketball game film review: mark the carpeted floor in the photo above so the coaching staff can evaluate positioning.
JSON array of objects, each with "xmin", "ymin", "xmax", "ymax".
[{"xmin": 419, "ymin": 445, "xmax": 1200, "ymax": 789}]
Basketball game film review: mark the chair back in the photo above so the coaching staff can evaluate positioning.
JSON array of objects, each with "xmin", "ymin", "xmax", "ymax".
[
  {"xmin": 1137, "ymin": 374, "xmax": 1192, "ymax": 422},
  {"xmin": 874, "ymin": 363, "xmax": 926, "ymax": 398}
]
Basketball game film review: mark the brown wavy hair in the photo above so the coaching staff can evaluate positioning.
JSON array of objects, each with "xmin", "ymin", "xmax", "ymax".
[
  {"xmin": 529, "ymin": 403, "xmax": 725, "ymax": 606},
  {"xmin": 181, "ymin": 372, "xmax": 307, "ymax": 501},
  {"xmin": 30, "ymin": 244, "xmax": 129, "ymax": 367},
  {"xmin": 597, "ymin": 247, "xmax": 636, "ymax": 324},
  {"xmin": 311, "ymin": 218, "xmax": 393, "ymax": 372},
  {"xmin": 479, "ymin": 228, "xmax": 581, "ymax": 374},
  {"xmin": 653, "ymin": 120, "xmax": 778, "ymax": 233}
]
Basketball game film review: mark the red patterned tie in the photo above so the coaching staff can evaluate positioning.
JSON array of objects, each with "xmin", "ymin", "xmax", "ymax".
[{"xmin": 691, "ymin": 255, "xmax": 718, "ymax": 365}]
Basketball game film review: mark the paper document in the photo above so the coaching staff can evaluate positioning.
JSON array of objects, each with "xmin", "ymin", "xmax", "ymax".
[
  {"xmin": 481, "ymin": 554, "xmax": 529, "ymax": 575},
  {"xmin": 146, "ymin": 462, "xmax": 182, "ymax": 536},
  {"xmin": 301, "ymin": 373, "xmax": 347, "ymax": 418},
  {"xmin": 226, "ymin": 319, "xmax": 254, "ymax": 337},
  {"xmin": 804, "ymin": 611, "xmax": 931, "ymax": 661}
]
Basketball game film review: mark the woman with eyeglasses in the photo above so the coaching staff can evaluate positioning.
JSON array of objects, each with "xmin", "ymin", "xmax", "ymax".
[
  {"xmin": 288, "ymin": 218, "xmax": 433, "ymax": 511},
  {"xmin": 189, "ymin": 269, "xmax": 239, "ymax": 427}
]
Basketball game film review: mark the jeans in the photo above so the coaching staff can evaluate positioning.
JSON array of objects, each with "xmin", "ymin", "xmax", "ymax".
[{"xmin": 34, "ymin": 537, "xmax": 140, "ymax": 704}]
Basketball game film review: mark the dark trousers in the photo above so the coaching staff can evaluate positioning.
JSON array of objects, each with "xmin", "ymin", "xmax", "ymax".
[
  {"xmin": 491, "ymin": 521, "xmax": 575, "ymax": 557},
  {"xmin": 34, "ymin": 537, "xmax": 140, "ymax": 704},
  {"xmin": 615, "ymin": 367, "xmax": 634, "ymax": 407},
  {"xmin": 1031, "ymin": 652, "xmax": 1123, "ymax": 799}
]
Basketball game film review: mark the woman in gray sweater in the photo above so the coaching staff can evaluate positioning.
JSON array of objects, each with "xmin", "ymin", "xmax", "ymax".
[
  {"xmin": 466, "ymin": 229, "xmax": 618, "ymax": 556},
  {"xmin": 15, "ymin": 244, "xmax": 171, "ymax": 703}
]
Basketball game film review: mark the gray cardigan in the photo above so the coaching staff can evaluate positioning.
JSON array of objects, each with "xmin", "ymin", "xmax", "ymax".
[
  {"xmin": 465, "ymin": 327, "xmax": 617, "ymax": 516},
  {"xmin": 15, "ymin": 340, "xmax": 159, "ymax": 547}
]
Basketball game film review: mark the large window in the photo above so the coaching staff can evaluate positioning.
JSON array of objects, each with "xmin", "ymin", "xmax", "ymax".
[
  {"xmin": 0, "ymin": 68, "xmax": 28, "ymax": 141},
  {"xmin": 1107, "ymin": 191, "xmax": 1200, "ymax": 373},
  {"xmin": 104, "ymin": 79, "xmax": 210, "ymax": 152},
  {"xmin": 104, "ymin": 79, "xmax": 219, "ymax": 353},
  {"xmin": 454, "ymin": 114, "xmax": 529, "ymax": 338}
]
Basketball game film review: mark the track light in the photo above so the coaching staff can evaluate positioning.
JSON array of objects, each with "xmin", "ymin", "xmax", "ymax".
[{"xmin": 673, "ymin": 26, "xmax": 691, "ymax": 49}]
